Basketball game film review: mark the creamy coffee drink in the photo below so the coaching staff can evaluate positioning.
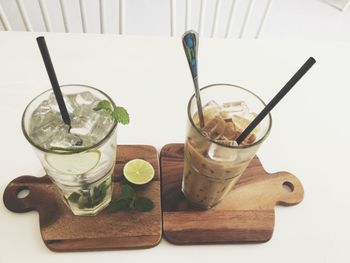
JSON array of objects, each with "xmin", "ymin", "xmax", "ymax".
[{"xmin": 182, "ymin": 83, "xmax": 272, "ymax": 210}]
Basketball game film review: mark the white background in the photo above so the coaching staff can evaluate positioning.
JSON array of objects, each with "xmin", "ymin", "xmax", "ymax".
[
  {"xmin": 0, "ymin": 31, "xmax": 350, "ymax": 262},
  {"xmin": 2, "ymin": 0, "xmax": 350, "ymax": 40}
]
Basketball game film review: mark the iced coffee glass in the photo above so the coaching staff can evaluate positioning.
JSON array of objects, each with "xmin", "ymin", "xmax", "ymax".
[
  {"xmin": 22, "ymin": 84, "xmax": 117, "ymax": 216},
  {"xmin": 182, "ymin": 84, "xmax": 272, "ymax": 209}
]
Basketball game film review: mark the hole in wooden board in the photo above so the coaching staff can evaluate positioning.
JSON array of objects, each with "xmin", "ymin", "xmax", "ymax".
[
  {"xmin": 282, "ymin": 181, "xmax": 294, "ymax": 192},
  {"xmin": 17, "ymin": 188, "xmax": 30, "ymax": 199}
]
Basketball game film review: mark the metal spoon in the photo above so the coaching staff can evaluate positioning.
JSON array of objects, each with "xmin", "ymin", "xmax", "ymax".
[{"xmin": 182, "ymin": 30, "xmax": 205, "ymax": 128}]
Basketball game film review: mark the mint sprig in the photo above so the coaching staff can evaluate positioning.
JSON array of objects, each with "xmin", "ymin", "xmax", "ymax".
[
  {"xmin": 107, "ymin": 177, "xmax": 154, "ymax": 213},
  {"xmin": 67, "ymin": 181, "xmax": 110, "ymax": 209},
  {"xmin": 93, "ymin": 100, "xmax": 113, "ymax": 113},
  {"xmin": 107, "ymin": 198, "xmax": 132, "ymax": 212},
  {"xmin": 112, "ymin": 107, "xmax": 130, "ymax": 124},
  {"xmin": 134, "ymin": 197, "xmax": 154, "ymax": 212},
  {"xmin": 94, "ymin": 100, "xmax": 130, "ymax": 125},
  {"xmin": 120, "ymin": 184, "xmax": 135, "ymax": 199}
]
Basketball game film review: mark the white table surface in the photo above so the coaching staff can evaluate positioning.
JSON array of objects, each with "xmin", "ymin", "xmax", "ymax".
[{"xmin": 0, "ymin": 31, "xmax": 349, "ymax": 263}]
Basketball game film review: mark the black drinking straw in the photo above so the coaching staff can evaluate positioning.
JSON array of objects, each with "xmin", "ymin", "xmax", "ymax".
[
  {"xmin": 236, "ymin": 57, "xmax": 316, "ymax": 145},
  {"xmin": 36, "ymin": 36, "xmax": 71, "ymax": 127}
]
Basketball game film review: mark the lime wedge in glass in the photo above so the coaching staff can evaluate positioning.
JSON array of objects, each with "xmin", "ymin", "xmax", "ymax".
[
  {"xmin": 123, "ymin": 159, "xmax": 154, "ymax": 185},
  {"xmin": 45, "ymin": 150, "xmax": 101, "ymax": 175}
]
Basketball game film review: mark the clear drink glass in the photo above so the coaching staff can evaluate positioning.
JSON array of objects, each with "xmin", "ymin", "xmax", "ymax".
[
  {"xmin": 22, "ymin": 84, "xmax": 117, "ymax": 216},
  {"xmin": 182, "ymin": 84, "xmax": 272, "ymax": 209}
]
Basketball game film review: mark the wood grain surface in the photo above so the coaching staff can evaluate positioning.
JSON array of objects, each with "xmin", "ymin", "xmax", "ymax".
[
  {"xmin": 3, "ymin": 145, "xmax": 161, "ymax": 252},
  {"xmin": 160, "ymin": 143, "xmax": 304, "ymax": 244}
]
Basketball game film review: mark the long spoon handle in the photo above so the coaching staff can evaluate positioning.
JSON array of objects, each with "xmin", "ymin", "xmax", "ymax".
[{"xmin": 182, "ymin": 31, "xmax": 205, "ymax": 128}]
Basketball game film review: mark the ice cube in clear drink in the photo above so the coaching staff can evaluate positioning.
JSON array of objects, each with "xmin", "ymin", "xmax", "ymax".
[{"xmin": 29, "ymin": 91, "xmax": 114, "ymax": 150}]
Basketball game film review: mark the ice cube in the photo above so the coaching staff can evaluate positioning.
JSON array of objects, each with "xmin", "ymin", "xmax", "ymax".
[
  {"xmin": 222, "ymin": 121, "xmax": 237, "ymax": 140},
  {"xmin": 202, "ymin": 116, "xmax": 225, "ymax": 140},
  {"xmin": 29, "ymin": 90, "xmax": 113, "ymax": 150},
  {"xmin": 220, "ymin": 101, "xmax": 249, "ymax": 119},
  {"xmin": 71, "ymin": 114, "xmax": 89, "ymax": 129},
  {"xmin": 88, "ymin": 110, "xmax": 114, "ymax": 141},
  {"xmin": 70, "ymin": 104, "xmax": 114, "ymax": 146},
  {"xmin": 76, "ymin": 91, "xmax": 98, "ymax": 105},
  {"xmin": 70, "ymin": 91, "xmax": 113, "ymax": 139},
  {"xmin": 65, "ymin": 91, "xmax": 98, "ymax": 113},
  {"xmin": 203, "ymin": 100, "xmax": 220, "ymax": 109},
  {"xmin": 63, "ymin": 93, "xmax": 77, "ymax": 112},
  {"xmin": 29, "ymin": 117, "xmax": 63, "ymax": 146},
  {"xmin": 30, "ymin": 110, "xmax": 59, "ymax": 132},
  {"xmin": 202, "ymin": 100, "xmax": 221, "ymax": 122},
  {"xmin": 242, "ymin": 133, "xmax": 257, "ymax": 145},
  {"xmin": 207, "ymin": 142, "xmax": 238, "ymax": 162},
  {"xmin": 232, "ymin": 115, "xmax": 259, "ymax": 134},
  {"xmin": 49, "ymin": 128, "xmax": 84, "ymax": 148}
]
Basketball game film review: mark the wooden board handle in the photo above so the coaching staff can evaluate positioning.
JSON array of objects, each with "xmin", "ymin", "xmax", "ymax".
[
  {"xmin": 269, "ymin": 171, "xmax": 304, "ymax": 207},
  {"xmin": 3, "ymin": 175, "xmax": 62, "ymax": 227},
  {"xmin": 4, "ymin": 176, "xmax": 41, "ymax": 213},
  {"xmin": 214, "ymin": 171, "xmax": 304, "ymax": 211}
]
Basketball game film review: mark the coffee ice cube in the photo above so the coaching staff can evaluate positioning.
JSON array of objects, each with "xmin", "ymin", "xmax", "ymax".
[
  {"xmin": 202, "ymin": 100, "xmax": 221, "ymax": 121},
  {"xmin": 222, "ymin": 121, "xmax": 237, "ymax": 140},
  {"xmin": 202, "ymin": 116, "xmax": 226, "ymax": 140},
  {"xmin": 242, "ymin": 133, "xmax": 257, "ymax": 145},
  {"xmin": 232, "ymin": 115, "xmax": 259, "ymax": 134}
]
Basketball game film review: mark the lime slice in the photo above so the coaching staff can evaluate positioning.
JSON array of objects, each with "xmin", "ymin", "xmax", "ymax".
[
  {"xmin": 45, "ymin": 150, "xmax": 101, "ymax": 175},
  {"xmin": 123, "ymin": 159, "xmax": 154, "ymax": 185}
]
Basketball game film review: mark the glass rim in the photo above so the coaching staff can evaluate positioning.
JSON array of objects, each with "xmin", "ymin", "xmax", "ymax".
[
  {"xmin": 22, "ymin": 84, "xmax": 117, "ymax": 155},
  {"xmin": 187, "ymin": 83, "xmax": 272, "ymax": 149}
]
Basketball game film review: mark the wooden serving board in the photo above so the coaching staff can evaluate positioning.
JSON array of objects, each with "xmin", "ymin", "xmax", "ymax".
[
  {"xmin": 160, "ymin": 143, "xmax": 304, "ymax": 244},
  {"xmin": 3, "ymin": 145, "xmax": 161, "ymax": 252}
]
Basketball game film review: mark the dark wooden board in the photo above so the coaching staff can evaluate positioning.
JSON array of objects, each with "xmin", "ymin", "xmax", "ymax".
[
  {"xmin": 3, "ymin": 145, "xmax": 161, "ymax": 252},
  {"xmin": 160, "ymin": 143, "xmax": 304, "ymax": 244}
]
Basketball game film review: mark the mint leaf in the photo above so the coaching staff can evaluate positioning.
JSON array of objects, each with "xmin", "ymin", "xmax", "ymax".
[
  {"xmin": 121, "ymin": 184, "xmax": 135, "ymax": 199},
  {"xmin": 107, "ymin": 198, "xmax": 133, "ymax": 212},
  {"xmin": 134, "ymin": 197, "xmax": 154, "ymax": 212},
  {"xmin": 112, "ymin": 107, "xmax": 130, "ymax": 125},
  {"xmin": 93, "ymin": 100, "xmax": 113, "ymax": 112},
  {"xmin": 94, "ymin": 100, "xmax": 130, "ymax": 125},
  {"xmin": 91, "ymin": 183, "xmax": 108, "ymax": 206},
  {"xmin": 108, "ymin": 181, "xmax": 154, "ymax": 214},
  {"xmin": 68, "ymin": 192, "xmax": 80, "ymax": 203},
  {"xmin": 78, "ymin": 192, "xmax": 93, "ymax": 209},
  {"xmin": 119, "ymin": 176, "xmax": 143, "ymax": 190},
  {"xmin": 119, "ymin": 176, "xmax": 129, "ymax": 185}
]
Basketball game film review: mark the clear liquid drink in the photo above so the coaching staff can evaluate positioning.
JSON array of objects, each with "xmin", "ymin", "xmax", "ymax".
[{"xmin": 22, "ymin": 84, "xmax": 117, "ymax": 216}]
